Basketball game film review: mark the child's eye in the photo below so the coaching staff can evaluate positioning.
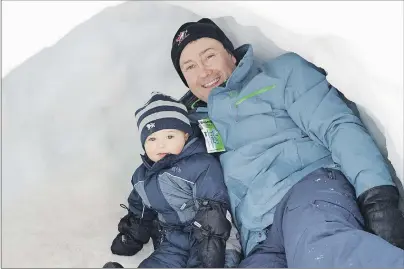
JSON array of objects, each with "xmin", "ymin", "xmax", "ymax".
[
  {"xmin": 148, "ymin": 137, "xmax": 156, "ymax": 142},
  {"xmin": 167, "ymin": 135, "xmax": 174, "ymax": 139}
]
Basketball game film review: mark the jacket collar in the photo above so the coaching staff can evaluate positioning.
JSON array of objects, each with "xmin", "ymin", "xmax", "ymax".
[
  {"xmin": 226, "ymin": 44, "xmax": 260, "ymax": 90},
  {"xmin": 208, "ymin": 44, "xmax": 261, "ymax": 99}
]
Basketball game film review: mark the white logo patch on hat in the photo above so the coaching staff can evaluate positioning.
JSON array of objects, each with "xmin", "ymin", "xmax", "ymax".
[
  {"xmin": 146, "ymin": 122, "xmax": 155, "ymax": 130},
  {"xmin": 175, "ymin": 30, "xmax": 189, "ymax": 45}
]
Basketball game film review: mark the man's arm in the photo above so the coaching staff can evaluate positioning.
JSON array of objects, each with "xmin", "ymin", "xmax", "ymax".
[
  {"xmin": 283, "ymin": 52, "xmax": 404, "ymax": 249},
  {"xmin": 283, "ymin": 52, "xmax": 393, "ymax": 196}
]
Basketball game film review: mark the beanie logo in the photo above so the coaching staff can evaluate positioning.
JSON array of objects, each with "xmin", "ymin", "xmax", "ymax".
[
  {"xmin": 146, "ymin": 122, "xmax": 155, "ymax": 130},
  {"xmin": 175, "ymin": 30, "xmax": 189, "ymax": 45}
]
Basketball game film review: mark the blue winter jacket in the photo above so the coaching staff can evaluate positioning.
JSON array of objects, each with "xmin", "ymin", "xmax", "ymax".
[
  {"xmin": 189, "ymin": 44, "xmax": 395, "ymax": 255},
  {"xmin": 128, "ymin": 137, "xmax": 229, "ymax": 226}
]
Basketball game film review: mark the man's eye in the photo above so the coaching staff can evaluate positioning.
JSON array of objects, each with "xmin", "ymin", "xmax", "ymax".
[
  {"xmin": 167, "ymin": 135, "xmax": 174, "ymax": 139},
  {"xmin": 206, "ymin": 54, "xmax": 215, "ymax": 59},
  {"xmin": 185, "ymin": 64, "xmax": 195, "ymax": 71}
]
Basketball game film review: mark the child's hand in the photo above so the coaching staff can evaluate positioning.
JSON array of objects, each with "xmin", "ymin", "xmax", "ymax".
[{"xmin": 190, "ymin": 200, "xmax": 232, "ymax": 267}]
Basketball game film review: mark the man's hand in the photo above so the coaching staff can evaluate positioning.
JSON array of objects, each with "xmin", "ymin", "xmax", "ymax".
[{"xmin": 358, "ymin": 185, "xmax": 404, "ymax": 249}]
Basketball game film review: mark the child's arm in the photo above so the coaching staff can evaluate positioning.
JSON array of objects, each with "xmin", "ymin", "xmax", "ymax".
[
  {"xmin": 111, "ymin": 174, "xmax": 158, "ymax": 256},
  {"xmin": 127, "ymin": 186, "xmax": 157, "ymax": 221},
  {"xmin": 189, "ymin": 155, "xmax": 233, "ymax": 268}
]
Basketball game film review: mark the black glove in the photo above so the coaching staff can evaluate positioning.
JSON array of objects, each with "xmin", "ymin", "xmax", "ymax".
[
  {"xmin": 189, "ymin": 200, "xmax": 231, "ymax": 268},
  {"xmin": 111, "ymin": 205, "xmax": 154, "ymax": 256},
  {"xmin": 358, "ymin": 185, "xmax": 404, "ymax": 249},
  {"xmin": 150, "ymin": 219, "xmax": 163, "ymax": 250}
]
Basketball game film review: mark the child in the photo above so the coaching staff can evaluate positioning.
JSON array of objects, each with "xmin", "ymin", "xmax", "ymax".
[{"xmin": 106, "ymin": 93, "xmax": 240, "ymax": 268}]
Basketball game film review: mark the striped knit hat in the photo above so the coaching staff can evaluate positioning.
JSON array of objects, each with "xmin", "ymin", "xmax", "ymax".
[{"xmin": 135, "ymin": 93, "xmax": 192, "ymax": 147}]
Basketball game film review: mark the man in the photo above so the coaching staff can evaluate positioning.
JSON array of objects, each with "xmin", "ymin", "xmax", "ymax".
[{"xmin": 170, "ymin": 18, "xmax": 404, "ymax": 267}]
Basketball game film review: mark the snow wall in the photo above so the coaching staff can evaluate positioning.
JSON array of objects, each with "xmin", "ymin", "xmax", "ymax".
[{"xmin": 2, "ymin": 1, "xmax": 403, "ymax": 267}]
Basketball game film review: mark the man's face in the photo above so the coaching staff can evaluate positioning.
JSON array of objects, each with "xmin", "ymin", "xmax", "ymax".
[
  {"xmin": 144, "ymin": 129, "xmax": 189, "ymax": 162},
  {"xmin": 179, "ymin": 38, "xmax": 237, "ymax": 102}
]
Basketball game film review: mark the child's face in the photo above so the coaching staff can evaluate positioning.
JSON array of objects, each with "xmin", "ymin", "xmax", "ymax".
[{"xmin": 144, "ymin": 129, "xmax": 189, "ymax": 162}]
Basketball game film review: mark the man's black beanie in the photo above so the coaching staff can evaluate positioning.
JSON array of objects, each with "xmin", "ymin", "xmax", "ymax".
[{"xmin": 171, "ymin": 18, "xmax": 234, "ymax": 87}]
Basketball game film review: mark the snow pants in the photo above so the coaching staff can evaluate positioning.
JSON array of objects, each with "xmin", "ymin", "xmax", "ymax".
[
  {"xmin": 239, "ymin": 168, "xmax": 404, "ymax": 268},
  {"xmin": 138, "ymin": 230, "xmax": 191, "ymax": 268}
]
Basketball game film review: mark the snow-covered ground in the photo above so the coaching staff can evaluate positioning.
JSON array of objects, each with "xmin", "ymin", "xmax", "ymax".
[{"xmin": 2, "ymin": 1, "xmax": 403, "ymax": 267}]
